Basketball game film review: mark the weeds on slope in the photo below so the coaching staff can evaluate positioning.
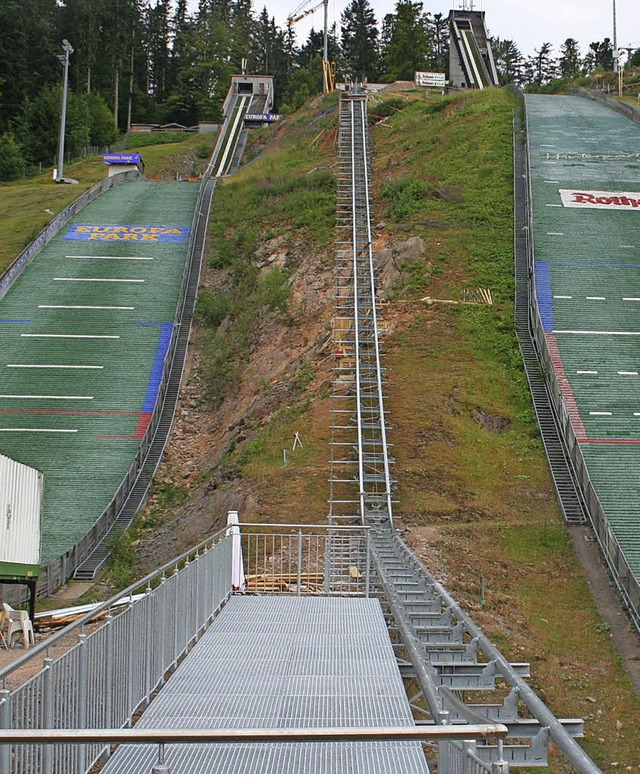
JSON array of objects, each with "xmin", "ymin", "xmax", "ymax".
[{"xmin": 195, "ymin": 101, "xmax": 337, "ymax": 408}]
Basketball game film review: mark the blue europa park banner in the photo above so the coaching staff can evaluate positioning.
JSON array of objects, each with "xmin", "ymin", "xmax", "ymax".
[{"xmin": 64, "ymin": 224, "xmax": 190, "ymax": 242}]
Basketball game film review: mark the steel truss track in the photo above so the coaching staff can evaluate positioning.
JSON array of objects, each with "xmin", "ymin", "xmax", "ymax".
[
  {"xmin": 330, "ymin": 87, "xmax": 601, "ymax": 773},
  {"xmin": 329, "ymin": 90, "xmax": 394, "ymax": 526}
]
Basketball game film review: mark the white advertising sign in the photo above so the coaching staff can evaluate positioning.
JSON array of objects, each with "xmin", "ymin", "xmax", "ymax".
[
  {"xmin": 415, "ymin": 71, "xmax": 447, "ymax": 87},
  {"xmin": 559, "ymin": 189, "xmax": 640, "ymax": 210}
]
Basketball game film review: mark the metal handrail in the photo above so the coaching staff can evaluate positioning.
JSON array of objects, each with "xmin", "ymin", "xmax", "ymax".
[
  {"xmin": 356, "ymin": 97, "xmax": 394, "ymax": 523},
  {"xmin": 348, "ymin": 98, "xmax": 367, "ymax": 522},
  {"xmin": 0, "ymin": 724, "xmax": 509, "ymax": 745},
  {"xmin": 0, "ymin": 525, "xmax": 229, "ymax": 685},
  {"xmin": 388, "ymin": 531, "xmax": 602, "ymax": 774}
]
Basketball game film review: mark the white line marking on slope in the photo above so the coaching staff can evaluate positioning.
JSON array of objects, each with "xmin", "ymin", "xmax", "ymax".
[
  {"xmin": 38, "ymin": 305, "xmax": 134, "ymax": 310},
  {"xmin": 577, "ymin": 370, "xmax": 598, "ymax": 374},
  {"xmin": 21, "ymin": 334, "xmax": 120, "ymax": 339},
  {"xmin": 53, "ymin": 278, "xmax": 144, "ymax": 283},
  {"xmin": 589, "ymin": 411, "xmax": 612, "ymax": 416},
  {"xmin": 65, "ymin": 255, "xmax": 153, "ymax": 261},
  {"xmin": 7, "ymin": 364, "xmax": 103, "ymax": 370},
  {"xmin": 555, "ymin": 330, "xmax": 640, "ymax": 336},
  {"xmin": 0, "ymin": 394, "xmax": 93, "ymax": 400},
  {"xmin": 0, "ymin": 428, "xmax": 78, "ymax": 433}
]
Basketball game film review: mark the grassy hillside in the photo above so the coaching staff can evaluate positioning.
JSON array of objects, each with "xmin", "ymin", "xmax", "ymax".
[{"xmin": 0, "ymin": 132, "xmax": 210, "ymax": 273}]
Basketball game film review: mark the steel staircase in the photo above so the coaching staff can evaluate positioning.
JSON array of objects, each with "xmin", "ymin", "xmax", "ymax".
[{"xmin": 513, "ymin": 116, "xmax": 588, "ymax": 526}]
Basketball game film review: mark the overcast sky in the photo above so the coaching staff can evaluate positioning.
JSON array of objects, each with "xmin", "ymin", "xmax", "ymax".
[{"xmin": 190, "ymin": 0, "xmax": 640, "ymax": 59}]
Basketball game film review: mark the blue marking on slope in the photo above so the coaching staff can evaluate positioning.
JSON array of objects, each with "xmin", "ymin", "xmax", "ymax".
[
  {"xmin": 546, "ymin": 261, "xmax": 640, "ymax": 267},
  {"xmin": 535, "ymin": 261, "xmax": 554, "ymax": 333},
  {"xmin": 0, "ymin": 319, "xmax": 32, "ymax": 323},
  {"xmin": 140, "ymin": 323, "xmax": 173, "ymax": 413}
]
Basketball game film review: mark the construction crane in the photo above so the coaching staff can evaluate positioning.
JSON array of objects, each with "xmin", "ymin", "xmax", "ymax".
[{"xmin": 287, "ymin": 0, "xmax": 334, "ymax": 92}]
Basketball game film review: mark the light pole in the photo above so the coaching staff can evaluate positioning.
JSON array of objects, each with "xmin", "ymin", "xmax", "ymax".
[{"xmin": 55, "ymin": 39, "xmax": 74, "ymax": 183}]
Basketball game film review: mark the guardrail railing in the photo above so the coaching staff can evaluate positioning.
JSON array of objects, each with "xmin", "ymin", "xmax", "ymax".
[
  {"xmin": 241, "ymin": 522, "xmax": 372, "ymax": 596},
  {"xmin": 0, "ymin": 526, "xmax": 233, "ymax": 774},
  {"xmin": 0, "ymin": 724, "xmax": 509, "ymax": 774},
  {"xmin": 0, "ymin": 521, "xmax": 378, "ymax": 773}
]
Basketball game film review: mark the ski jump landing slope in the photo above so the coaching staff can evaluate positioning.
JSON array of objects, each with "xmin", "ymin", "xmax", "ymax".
[
  {"xmin": 0, "ymin": 180, "xmax": 199, "ymax": 566},
  {"xmin": 526, "ymin": 94, "xmax": 640, "ymax": 582}
]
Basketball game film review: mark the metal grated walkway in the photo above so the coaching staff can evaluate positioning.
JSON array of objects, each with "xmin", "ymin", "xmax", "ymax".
[{"xmin": 100, "ymin": 596, "xmax": 430, "ymax": 773}]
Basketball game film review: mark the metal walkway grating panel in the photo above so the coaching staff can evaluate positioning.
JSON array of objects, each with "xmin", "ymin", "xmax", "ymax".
[{"xmin": 101, "ymin": 596, "xmax": 430, "ymax": 773}]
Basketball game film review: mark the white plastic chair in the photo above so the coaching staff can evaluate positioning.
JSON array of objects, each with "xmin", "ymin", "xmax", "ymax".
[{"xmin": 2, "ymin": 603, "xmax": 35, "ymax": 648}]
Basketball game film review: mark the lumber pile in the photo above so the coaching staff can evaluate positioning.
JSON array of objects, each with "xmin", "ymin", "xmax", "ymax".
[{"xmin": 245, "ymin": 572, "xmax": 325, "ymax": 594}]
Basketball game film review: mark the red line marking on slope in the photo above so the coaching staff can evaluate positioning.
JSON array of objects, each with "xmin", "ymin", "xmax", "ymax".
[
  {"xmin": 98, "ymin": 412, "xmax": 152, "ymax": 441},
  {"xmin": 0, "ymin": 408, "xmax": 139, "ymax": 416},
  {"xmin": 545, "ymin": 333, "xmax": 587, "ymax": 438},
  {"xmin": 134, "ymin": 412, "xmax": 152, "ymax": 439}
]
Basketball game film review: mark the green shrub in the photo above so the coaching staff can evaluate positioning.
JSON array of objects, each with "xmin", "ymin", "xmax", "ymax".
[{"xmin": 196, "ymin": 290, "xmax": 231, "ymax": 327}]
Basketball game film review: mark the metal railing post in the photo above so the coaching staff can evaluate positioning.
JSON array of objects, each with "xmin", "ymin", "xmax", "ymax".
[
  {"xmin": 364, "ymin": 530, "xmax": 371, "ymax": 597},
  {"xmin": 104, "ymin": 613, "xmax": 114, "ymax": 742},
  {"xmin": 145, "ymin": 585, "xmax": 154, "ymax": 703},
  {"xmin": 172, "ymin": 567, "xmax": 180, "ymax": 667},
  {"xmin": 76, "ymin": 633, "xmax": 87, "ymax": 774},
  {"xmin": 0, "ymin": 689, "xmax": 11, "ymax": 773},
  {"xmin": 42, "ymin": 657, "xmax": 54, "ymax": 774},
  {"xmin": 323, "ymin": 531, "xmax": 331, "ymax": 595},
  {"xmin": 127, "ymin": 600, "xmax": 136, "ymax": 722},
  {"xmin": 151, "ymin": 742, "xmax": 171, "ymax": 773},
  {"xmin": 296, "ymin": 530, "xmax": 303, "ymax": 596}
]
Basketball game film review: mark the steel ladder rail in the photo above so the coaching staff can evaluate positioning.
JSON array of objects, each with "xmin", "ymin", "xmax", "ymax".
[
  {"xmin": 329, "ymin": 93, "xmax": 394, "ymax": 523},
  {"xmin": 513, "ymin": 114, "xmax": 588, "ymax": 525},
  {"xmin": 73, "ymin": 178, "xmax": 217, "ymax": 579},
  {"xmin": 346, "ymin": 93, "xmax": 393, "ymax": 524}
]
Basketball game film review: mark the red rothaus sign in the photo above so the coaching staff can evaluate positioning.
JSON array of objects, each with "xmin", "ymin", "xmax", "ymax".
[{"xmin": 560, "ymin": 189, "xmax": 640, "ymax": 210}]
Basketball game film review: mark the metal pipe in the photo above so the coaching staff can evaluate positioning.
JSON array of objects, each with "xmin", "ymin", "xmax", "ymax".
[
  {"xmin": 356, "ymin": 97, "xmax": 394, "ymax": 523},
  {"xmin": 394, "ymin": 534, "xmax": 602, "ymax": 774},
  {"xmin": 0, "ymin": 724, "xmax": 509, "ymax": 745},
  {"xmin": 349, "ymin": 99, "xmax": 368, "ymax": 523},
  {"xmin": 369, "ymin": 543, "xmax": 443, "ymax": 721}
]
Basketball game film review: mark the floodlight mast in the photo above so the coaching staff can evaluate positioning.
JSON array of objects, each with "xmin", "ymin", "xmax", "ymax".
[{"xmin": 55, "ymin": 39, "xmax": 74, "ymax": 183}]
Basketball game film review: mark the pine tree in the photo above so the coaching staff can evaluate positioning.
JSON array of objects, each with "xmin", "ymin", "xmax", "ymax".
[
  {"xmin": 340, "ymin": 0, "xmax": 379, "ymax": 82},
  {"xmin": 588, "ymin": 38, "xmax": 614, "ymax": 71},
  {"xmin": 145, "ymin": 0, "xmax": 172, "ymax": 103},
  {"xmin": 429, "ymin": 12, "xmax": 449, "ymax": 74},
  {"xmin": 0, "ymin": 0, "xmax": 59, "ymax": 130},
  {"xmin": 381, "ymin": 0, "xmax": 432, "ymax": 81},
  {"xmin": 558, "ymin": 38, "xmax": 581, "ymax": 80},
  {"xmin": 527, "ymin": 42, "xmax": 556, "ymax": 86},
  {"xmin": 492, "ymin": 38, "xmax": 524, "ymax": 85}
]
